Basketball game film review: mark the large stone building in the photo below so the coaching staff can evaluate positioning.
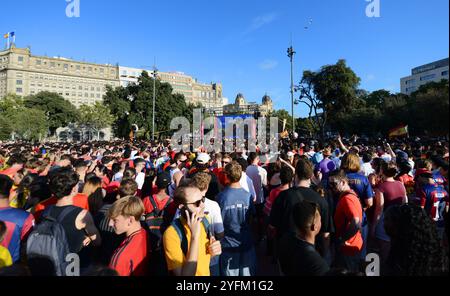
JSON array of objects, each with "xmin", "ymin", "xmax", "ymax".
[
  {"xmin": 0, "ymin": 46, "xmax": 120, "ymax": 108},
  {"xmin": 118, "ymin": 66, "xmax": 224, "ymax": 108},
  {"xmin": 401, "ymin": 58, "xmax": 449, "ymax": 95},
  {"xmin": 222, "ymin": 93, "xmax": 274, "ymax": 116}
]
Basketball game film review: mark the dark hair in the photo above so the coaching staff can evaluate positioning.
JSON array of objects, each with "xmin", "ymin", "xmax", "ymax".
[
  {"xmin": 381, "ymin": 162, "xmax": 398, "ymax": 178},
  {"xmin": 0, "ymin": 220, "xmax": 7, "ymax": 242},
  {"xmin": 88, "ymin": 188, "xmax": 104, "ymax": 216},
  {"xmin": 247, "ymin": 152, "xmax": 258, "ymax": 165},
  {"xmin": 280, "ymin": 165, "xmax": 294, "ymax": 185},
  {"xmin": 123, "ymin": 167, "xmax": 136, "ymax": 180},
  {"xmin": 118, "ymin": 178, "xmax": 138, "ymax": 198},
  {"xmin": 292, "ymin": 201, "xmax": 319, "ymax": 233},
  {"xmin": 95, "ymin": 164, "xmax": 109, "ymax": 177},
  {"xmin": 123, "ymin": 149, "xmax": 132, "ymax": 160},
  {"xmin": 0, "ymin": 175, "xmax": 14, "ymax": 199},
  {"xmin": 362, "ymin": 152, "xmax": 372, "ymax": 164},
  {"xmin": 385, "ymin": 204, "xmax": 448, "ymax": 276},
  {"xmin": 235, "ymin": 158, "xmax": 248, "ymax": 172},
  {"xmin": 295, "ymin": 158, "xmax": 314, "ymax": 181},
  {"xmin": 111, "ymin": 163, "xmax": 121, "ymax": 176},
  {"xmin": 372, "ymin": 158, "xmax": 386, "ymax": 175},
  {"xmin": 134, "ymin": 158, "xmax": 146, "ymax": 166},
  {"xmin": 49, "ymin": 168, "xmax": 79, "ymax": 199}
]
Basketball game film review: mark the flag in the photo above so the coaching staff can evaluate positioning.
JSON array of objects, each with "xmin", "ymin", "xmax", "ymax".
[
  {"xmin": 3, "ymin": 33, "xmax": 9, "ymax": 39},
  {"xmin": 10, "ymin": 32, "xmax": 15, "ymax": 37},
  {"xmin": 389, "ymin": 125, "xmax": 409, "ymax": 138}
]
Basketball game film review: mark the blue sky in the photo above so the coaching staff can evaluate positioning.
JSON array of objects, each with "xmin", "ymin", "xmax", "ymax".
[{"xmin": 1, "ymin": 0, "xmax": 448, "ymax": 117}]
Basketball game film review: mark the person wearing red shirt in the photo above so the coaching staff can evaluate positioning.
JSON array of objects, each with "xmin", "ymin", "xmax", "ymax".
[
  {"xmin": 143, "ymin": 173, "xmax": 172, "ymax": 215},
  {"xmin": 329, "ymin": 170, "xmax": 363, "ymax": 273},
  {"xmin": 108, "ymin": 196, "xmax": 149, "ymax": 276}
]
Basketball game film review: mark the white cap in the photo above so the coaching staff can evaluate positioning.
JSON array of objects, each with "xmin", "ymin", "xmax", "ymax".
[
  {"xmin": 287, "ymin": 151, "xmax": 295, "ymax": 157},
  {"xmin": 196, "ymin": 153, "xmax": 211, "ymax": 164}
]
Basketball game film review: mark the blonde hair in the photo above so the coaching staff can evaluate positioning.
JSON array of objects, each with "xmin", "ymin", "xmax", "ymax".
[
  {"xmin": 108, "ymin": 195, "xmax": 144, "ymax": 221},
  {"xmin": 341, "ymin": 153, "xmax": 361, "ymax": 173},
  {"xmin": 224, "ymin": 161, "xmax": 242, "ymax": 183},
  {"xmin": 191, "ymin": 172, "xmax": 211, "ymax": 192}
]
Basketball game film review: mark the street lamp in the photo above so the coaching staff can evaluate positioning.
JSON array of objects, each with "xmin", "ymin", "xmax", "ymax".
[
  {"xmin": 287, "ymin": 45, "xmax": 296, "ymax": 133},
  {"xmin": 152, "ymin": 66, "xmax": 158, "ymax": 142}
]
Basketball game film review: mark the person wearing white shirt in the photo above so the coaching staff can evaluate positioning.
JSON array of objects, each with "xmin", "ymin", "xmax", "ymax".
[{"xmin": 134, "ymin": 158, "xmax": 147, "ymax": 190}]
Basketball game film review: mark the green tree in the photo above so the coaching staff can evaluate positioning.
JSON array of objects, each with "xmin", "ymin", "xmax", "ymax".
[
  {"xmin": 104, "ymin": 71, "xmax": 192, "ymax": 139},
  {"xmin": 24, "ymin": 91, "xmax": 79, "ymax": 136},
  {"xmin": 78, "ymin": 101, "xmax": 116, "ymax": 137},
  {"xmin": 364, "ymin": 89, "xmax": 391, "ymax": 109},
  {"xmin": 0, "ymin": 117, "xmax": 12, "ymax": 141},
  {"xmin": 410, "ymin": 79, "xmax": 449, "ymax": 136},
  {"xmin": 296, "ymin": 60, "xmax": 361, "ymax": 138},
  {"xmin": 269, "ymin": 109, "xmax": 293, "ymax": 131},
  {"xmin": 11, "ymin": 108, "xmax": 49, "ymax": 142}
]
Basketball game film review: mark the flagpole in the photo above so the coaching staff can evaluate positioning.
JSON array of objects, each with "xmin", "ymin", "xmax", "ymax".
[{"xmin": 6, "ymin": 35, "xmax": 10, "ymax": 49}]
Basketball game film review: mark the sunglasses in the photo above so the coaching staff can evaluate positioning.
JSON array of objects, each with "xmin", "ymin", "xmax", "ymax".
[{"xmin": 185, "ymin": 196, "xmax": 206, "ymax": 207}]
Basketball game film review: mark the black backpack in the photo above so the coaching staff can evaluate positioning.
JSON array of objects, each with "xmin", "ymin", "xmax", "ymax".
[
  {"xmin": 144, "ymin": 195, "xmax": 173, "ymax": 251},
  {"xmin": 26, "ymin": 206, "xmax": 78, "ymax": 276}
]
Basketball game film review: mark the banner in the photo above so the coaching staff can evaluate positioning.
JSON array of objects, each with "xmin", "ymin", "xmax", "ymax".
[{"xmin": 389, "ymin": 124, "xmax": 408, "ymax": 138}]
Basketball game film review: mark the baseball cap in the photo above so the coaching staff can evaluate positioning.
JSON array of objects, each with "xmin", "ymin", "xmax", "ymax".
[
  {"xmin": 196, "ymin": 153, "xmax": 211, "ymax": 164},
  {"xmin": 156, "ymin": 172, "xmax": 171, "ymax": 189}
]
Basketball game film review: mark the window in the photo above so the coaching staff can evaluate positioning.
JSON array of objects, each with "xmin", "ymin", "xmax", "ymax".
[
  {"xmin": 79, "ymin": 86, "xmax": 82, "ymax": 90},
  {"xmin": 88, "ymin": 67, "xmax": 92, "ymax": 72},
  {"xmin": 100, "ymin": 68, "xmax": 104, "ymax": 74},
  {"xmin": 16, "ymin": 88, "xmax": 23, "ymax": 93},
  {"xmin": 36, "ymin": 60, "xmax": 42, "ymax": 66},
  {"xmin": 18, "ymin": 56, "xmax": 24, "ymax": 62},
  {"xmin": 405, "ymin": 79, "xmax": 415, "ymax": 85},
  {"xmin": 420, "ymin": 74, "xmax": 436, "ymax": 81},
  {"xmin": 76, "ymin": 65, "xmax": 81, "ymax": 70},
  {"xmin": 16, "ymin": 80, "xmax": 23, "ymax": 85},
  {"xmin": 64, "ymin": 64, "xmax": 69, "ymax": 71},
  {"xmin": 50, "ymin": 62, "xmax": 55, "ymax": 67},
  {"xmin": 442, "ymin": 71, "xmax": 449, "ymax": 76}
]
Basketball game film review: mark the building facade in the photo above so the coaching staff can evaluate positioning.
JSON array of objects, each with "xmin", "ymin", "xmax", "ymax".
[
  {"xmin": 118, "ymin": 66, "xmax": 224, "ymax": 108},
  {"xmin": 0, "ymin": 46, "xmax": 120, "ymax": 108},
  {"xmin": 222, "ymin": 93, "xmax": 273, "ymax": 116},
  {"xmin": 401, "ymin": 58, "xmax": 449, "ymax": 95}
]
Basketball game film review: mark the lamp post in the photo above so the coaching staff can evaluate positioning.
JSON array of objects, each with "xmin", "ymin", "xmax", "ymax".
[
  {"xmin": 287, "ymin": 45, "xmax": 296, "ymax": 133},
  {"xmin": 152, "ymin": 66, "xmax": 158, "ymax": 141}
]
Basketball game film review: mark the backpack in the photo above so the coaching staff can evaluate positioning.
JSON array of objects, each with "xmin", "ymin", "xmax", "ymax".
[
  {"xmin": 170, "ymin": 217, "xmax": 211, "ymax": 256},
  {"xmin": 144, "ymin": 196, "xmax": 173, "ymax": 251},
  {"xmin": 26, "ymin": 206, "xmax": 77, "ymax": 276}
]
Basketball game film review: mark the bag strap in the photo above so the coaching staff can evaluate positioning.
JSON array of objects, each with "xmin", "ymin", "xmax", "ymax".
[
  {"xmin": 148, "ymin": 195, "xmax": 159, "ymax": 216},
  {"xmin": 171, "ymin": 218, "xmax": 188, "ymax": 256},
  {"xmin": 56, "ymin": 206, "xmax": 78, "ymax": 223},
  {"xmin": 171, "ymin": 216, "xmax": 211, "ymax": 257}
]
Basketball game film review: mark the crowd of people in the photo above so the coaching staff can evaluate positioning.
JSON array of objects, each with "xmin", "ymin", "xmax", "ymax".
[{"xmin": 0, "ymin": 134, "xmax": 448, "ymax": 276}]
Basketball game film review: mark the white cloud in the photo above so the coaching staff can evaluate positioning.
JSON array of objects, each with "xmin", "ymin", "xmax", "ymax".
[
  {"xmin": 244, "ymin": 12, "xmax": 278, "ymax": 35},
  {"xmin": 366, "ymin": 74, "xmax": 376, "ymax": 81},
  {"xmin": 259, "ymin": 59, "xmax": 279, "ymax": 70}
]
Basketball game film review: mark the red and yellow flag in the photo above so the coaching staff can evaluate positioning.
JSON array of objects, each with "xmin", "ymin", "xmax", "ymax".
[{"xmin": 389, "ymin": 125, "xmax": 408, "ymax": 138}]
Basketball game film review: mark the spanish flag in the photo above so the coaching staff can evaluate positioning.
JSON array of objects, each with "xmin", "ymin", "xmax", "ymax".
[{"xmin": 389, "ymin": 124, "xmax": 409, "ymax": 138}]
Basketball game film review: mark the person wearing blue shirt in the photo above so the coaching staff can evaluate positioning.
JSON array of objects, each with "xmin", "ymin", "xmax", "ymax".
[
  {"xmin": 339, "ymin": 153, "xmax": 374, "ymax": 261},
  {"xmin": 216, "ymin": 161, "xmax": 256, "ymax": 276}
]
